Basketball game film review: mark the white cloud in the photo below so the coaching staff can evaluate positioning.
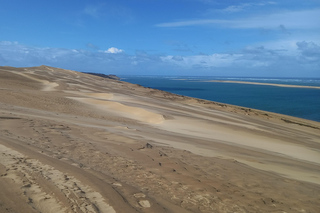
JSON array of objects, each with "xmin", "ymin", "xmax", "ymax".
[
  {"xmin": 102, "ymin": 47, "xmax": 124, "ymax": 54},
  {"xmin": 156, "ymin": 19, "xmax": 230, "ymax": 28},
  {"xmin": 219, "ymin": 2, "xmax": 277, "ymax": 13},
  {"xmin": 0, "ymin": 41, "xmax": 19, "ymax": 45},
  {"xmin": 160, "ymin": 40, "xmax": 320, "ymax": 73},
  {"xmin": 82, "ymin": 3, "xmax": 134, "ymax": 24},
  {"xmin": 222, "ymin": 4, "xmax": 248, "ymax": 13},
  {"xmin": 161, "ymin": 54, "xmax": 243, "ymax": 68},
  {"xmin": 156, "ymin": 9, "xmax": 320, "ymax": 30},
  {"xmin": 231, "ymin": 9, "xmax": 320, "ymax": 29}
]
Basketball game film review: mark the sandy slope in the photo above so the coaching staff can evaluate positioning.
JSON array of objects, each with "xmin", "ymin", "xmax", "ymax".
[{"xmin": 0, "ymin": 65, "xmax": 319, "ymax": 213}]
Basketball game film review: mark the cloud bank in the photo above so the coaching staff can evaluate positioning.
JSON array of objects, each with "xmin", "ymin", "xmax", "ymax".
[{"xmin": 0, "ymin": 40, "xmax": 319, "ymax": 77}]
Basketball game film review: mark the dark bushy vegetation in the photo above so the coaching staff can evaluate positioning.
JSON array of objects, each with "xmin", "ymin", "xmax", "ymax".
[{"xmin": 84, "ymin": 72, "xmax": 120, "ymax": 80}]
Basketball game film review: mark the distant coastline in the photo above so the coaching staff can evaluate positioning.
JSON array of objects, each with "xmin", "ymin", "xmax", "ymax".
[{"xmin": 204, "ymin": 80, "xmax": 320, "ymax": 89}]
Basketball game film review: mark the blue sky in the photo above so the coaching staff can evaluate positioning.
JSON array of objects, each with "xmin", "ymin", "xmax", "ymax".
[{"xmin": 0, "ymin": 0, "xmax": 319, "ymax": 77}]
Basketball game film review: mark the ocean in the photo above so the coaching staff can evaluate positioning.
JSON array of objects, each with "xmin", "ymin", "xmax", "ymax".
[{"xmin": 120, "ymin": 76, "xmax": 320, "ymax": 122}]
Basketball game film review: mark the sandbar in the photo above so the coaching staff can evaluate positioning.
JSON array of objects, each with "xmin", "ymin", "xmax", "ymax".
[{"xmin": 205, "ymin": 80, "xmax": 320, "ymax": 89}]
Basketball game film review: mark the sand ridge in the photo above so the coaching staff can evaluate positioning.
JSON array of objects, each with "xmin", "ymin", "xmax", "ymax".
[
  {"xmin": 11, "ymin": 70, "xmax": 59, "ymax": 91},
  {"xmin": 0, "ymin": 65, "xmax": 320, "ymax": 213}
]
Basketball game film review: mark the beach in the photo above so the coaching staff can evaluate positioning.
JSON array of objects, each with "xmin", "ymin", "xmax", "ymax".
[{"xmin": 0, "ymin": 65, "xmax": 320, "ymax": 212}]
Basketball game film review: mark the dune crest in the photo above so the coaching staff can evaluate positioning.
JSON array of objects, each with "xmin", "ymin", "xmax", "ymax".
[{"xmin": 11, "ymin": 70, "xmax": 59, "ymax": 91}]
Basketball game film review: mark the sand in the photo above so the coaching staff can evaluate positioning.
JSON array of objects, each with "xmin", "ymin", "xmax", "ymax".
[
  {"xmin": 0, "ymin": 65, "xmax": 319, "ymax": 213},
  {"xmin": 205, "ymin": 80, "xmax": 320, "ymax": 89}
]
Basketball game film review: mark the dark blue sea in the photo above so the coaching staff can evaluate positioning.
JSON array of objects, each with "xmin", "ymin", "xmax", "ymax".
[{"xmin": 120, "ymin": 76, "xmax": 320, "ymax": 122}]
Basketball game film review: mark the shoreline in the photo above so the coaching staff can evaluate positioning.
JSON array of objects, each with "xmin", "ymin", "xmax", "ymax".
[{"xmin": 204, "ymin": 80, "xmax": 320, "ymax": 89}]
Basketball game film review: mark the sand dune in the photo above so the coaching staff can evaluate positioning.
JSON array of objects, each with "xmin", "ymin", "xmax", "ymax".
[
  {"xmin": 71, "ymin": 97, "xmax": 165, "ymax": 124},
  {"xmin": 11, "ymin": 70, "xmax": 59, "ymax": 91},
  {"xmin": 83, "ymin": 93, "xmax": 114, "ymax": 100},
  {"xmin": 0, "ymin": 65, "xmax": 320, "ymax": 213}
]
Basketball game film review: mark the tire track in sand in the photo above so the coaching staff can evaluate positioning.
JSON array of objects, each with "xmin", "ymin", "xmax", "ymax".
[{"xmin": 0, "ymin": 144, "xmax": 116, "ymax": 213}]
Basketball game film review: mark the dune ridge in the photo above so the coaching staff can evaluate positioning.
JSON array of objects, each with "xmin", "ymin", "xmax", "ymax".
[{"xmin": 0, "ymin": 65, "xmax": 319, "ymax": 213}]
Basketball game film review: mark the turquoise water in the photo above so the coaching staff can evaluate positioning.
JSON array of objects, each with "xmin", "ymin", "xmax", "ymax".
[{"xmin": 120, "ymin": 76, "xmax": 320, "ymax": 122}]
